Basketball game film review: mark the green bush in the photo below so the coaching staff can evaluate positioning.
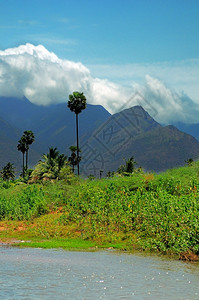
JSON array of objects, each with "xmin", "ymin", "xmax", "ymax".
[{"xmin": 0, "ymin": 185, "xmax": 48, "ymax": 220}]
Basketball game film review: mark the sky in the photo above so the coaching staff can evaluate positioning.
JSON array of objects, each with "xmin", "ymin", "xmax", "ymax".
[{"xmin": 0, "ymin": 0, "xmax": 199, "ymax": 124}]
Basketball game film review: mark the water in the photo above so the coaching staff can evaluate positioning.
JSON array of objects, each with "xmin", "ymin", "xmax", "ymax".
[{"xmin": 0, "ymin": 247, "xmax": 199, "ymax": 299}]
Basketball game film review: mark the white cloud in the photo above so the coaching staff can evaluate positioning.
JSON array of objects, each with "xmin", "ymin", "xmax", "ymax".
[
  {"xmin": 0, "ymin": 43, "xmax": 199, "ymax": 124},
  {"xmin": 88, "ymin": 60, "xmax": 199, "ymax": 105},
  {"xmin": 140, "ymin": 75, "xmax": 199, "ymax": 124}
]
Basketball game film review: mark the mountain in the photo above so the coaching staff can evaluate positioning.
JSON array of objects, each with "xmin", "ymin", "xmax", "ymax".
[
  {"xmin": 1, "ymin": 97, "xmax": 199, "ymax": 177},
  {"xmin": 0, "ymin": 96, "xmax": 111, "ymax": 173},
  {"xmin": 173, "ymin": 122, "xmax": 199, "ymax": 141},
  {"xmin": 110, "ymin": 125, "xmax": 199, "ymax": 172},
  {"xmin": 81, "ymin": 106, "xmax": 199, "ymax": 176}
]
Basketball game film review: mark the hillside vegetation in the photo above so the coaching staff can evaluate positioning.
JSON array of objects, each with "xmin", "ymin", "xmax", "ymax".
[{"xmin": 0, "ymin": 162, "xmax": 199, "ymax": 259}]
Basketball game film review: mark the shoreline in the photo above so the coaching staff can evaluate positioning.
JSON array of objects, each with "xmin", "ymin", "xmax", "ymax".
[{"xmin": 1, "ymin": 237, "xmax": 199, "ymax": 262}]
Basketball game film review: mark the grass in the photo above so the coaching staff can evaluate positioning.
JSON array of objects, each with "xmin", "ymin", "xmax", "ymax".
[
  {"xmin": 0, "ymin": 162, "xmax": 199, "ymax": 258},
  {"xmin": 17, "ymin": 238, "xmax": 97, "ymax": 250}
]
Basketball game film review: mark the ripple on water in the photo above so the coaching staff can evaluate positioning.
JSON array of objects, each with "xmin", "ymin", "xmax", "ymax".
[{"xmin": 0, "ymin": 248, "xmax": 199, "ymax": 299}]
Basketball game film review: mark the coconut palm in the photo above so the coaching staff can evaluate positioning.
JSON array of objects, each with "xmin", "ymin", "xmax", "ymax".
[
  {"xmin": 31, "ymin": 147, "xmax": 68, "ymax": 181},
  {"xmin": 68, "ymin": 91, "xmax": 86, "ymax": 175}
]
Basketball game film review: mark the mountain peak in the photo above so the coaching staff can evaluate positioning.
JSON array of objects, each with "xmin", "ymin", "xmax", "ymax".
[{"xmin": 113, "ymin": 105, "xmax": 161, "ymax": 133}]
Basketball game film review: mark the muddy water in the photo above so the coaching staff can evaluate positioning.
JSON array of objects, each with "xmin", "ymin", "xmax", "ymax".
[{"xmin": 0, "ymin": 247, "xmax": 199, "ymax": 299}]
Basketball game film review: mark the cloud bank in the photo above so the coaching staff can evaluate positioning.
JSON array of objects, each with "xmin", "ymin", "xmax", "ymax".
[{"xmin": 0, "ymin": 43, "xmax": 199, "ymax": 124}]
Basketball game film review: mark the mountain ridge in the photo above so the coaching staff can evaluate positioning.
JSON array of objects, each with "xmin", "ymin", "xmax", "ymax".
[
  {"xmin": 81, "ymin": 106, "xmax": 199, "ymax": 175},
  {"xmin": 1, "ymin": 96, "xmax": 199, "ymax": 175}
]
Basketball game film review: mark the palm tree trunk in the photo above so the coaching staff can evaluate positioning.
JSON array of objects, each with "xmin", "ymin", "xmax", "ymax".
[
  {"xmin": 26, "ymin": 150, "xmax": 28, "ymax": 170},
  {"xmin": 76, "ymin": 113, "xmax": 80, "ymax": 175},
  {"xmin": 22, "ymin": 152, "xmax": 25, "ymax": 178}
]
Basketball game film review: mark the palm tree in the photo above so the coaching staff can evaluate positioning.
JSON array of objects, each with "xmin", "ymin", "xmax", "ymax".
[
  {"xmin": 68, "ymin": 91, "xmax": 86, "ymax": 175},
  {"xmin": 0, "ymin": 162, "xmax": 15, "ymax": 181},
  {"xmin": 68, "ymin": 145, "xmax": 79, "ymax": 173},
  {"xmin": 117, "ymin": 156, "xmax": 137, "ymax": 175},
  {"xmin": 31, "ymin": 147, "xmax": 68, "ymax": 181},
  {"xmin": 23, "ymin": 130, "xmax": 35, "ymax": 169},
  {"xmin": 17, "ymin": 136, "xmax": 27, "ymax": 177}
]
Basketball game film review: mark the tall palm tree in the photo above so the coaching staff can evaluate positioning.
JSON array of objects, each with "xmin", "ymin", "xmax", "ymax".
[
  {"xmin": 67, "ymin": 91, "xmax": 86, "ymax": 175},
  {"xmin": 17, "ymin": 136, "xmax": 27, "ymax": 178},
  {"xmin": 23, "ymin": 130, "xmax": 35, "ymax": 169}
]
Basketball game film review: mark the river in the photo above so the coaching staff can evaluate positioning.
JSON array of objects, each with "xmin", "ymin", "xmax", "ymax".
[{"xmin": 0, "ymin": 247, "xmax": 199, "ymax": 299}]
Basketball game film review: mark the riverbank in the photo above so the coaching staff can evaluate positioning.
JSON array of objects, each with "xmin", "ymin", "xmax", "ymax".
[
  {"xmin": 1, "ymin": 162, "xmax": 199, "ymax": 260},
  {"xmin": 1, "ymin": 234, "xmax": 199, "ymax": 262}
]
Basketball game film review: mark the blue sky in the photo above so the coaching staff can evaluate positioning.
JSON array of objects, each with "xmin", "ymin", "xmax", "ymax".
[
  {"xmin": 1, "ymin": 0, "xmax": 198, "ymax": 63},
  {"xmin": 0, "ymin": 0, "xmax": 199, "ymax": 123}
]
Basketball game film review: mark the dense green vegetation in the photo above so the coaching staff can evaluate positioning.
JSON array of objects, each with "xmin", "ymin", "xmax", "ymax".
[{"xmin": 0, "ymin": 161, "xmax": 199, "ymax": 258}]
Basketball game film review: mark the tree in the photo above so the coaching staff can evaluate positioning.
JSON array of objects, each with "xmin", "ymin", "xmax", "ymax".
[
  {"xmin": 185, "ymin": 158, "xmax": 193, "ymax": 166},
  {"xmin": 23, "ymin": 130, "xmax": 35, "ymax": 169},
  {"xmin": 68, "ymin": 91, "xmax": 86, "ymax": 175},
  {"xmin": 106, "ymin": 171, "xmax": 114, "ymax": 178},
  {"xmin": 31, "ymin": 147, "xmax": 68, "ymax": 181},
  {"xmin": 117, "ymin": 156, "xmax": 137, "ymax": 175},
  {"xmin": 68, "ymin": 145, "xmax": 81, "ymax": 173},
  {"xmin": 42, "ymin": 147, "xmax": 67, "ymax": 178},
  {"xmin": 17, "ymin": 136, "xmax": 27, "ymax": 178},
  {"xmin": 0, "ymin": 162, "xmax": 15, "ymax": 181}
]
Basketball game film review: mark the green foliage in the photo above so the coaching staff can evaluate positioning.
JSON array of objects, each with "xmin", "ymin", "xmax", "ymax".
[
  {"xmin": 58, "ymin": 166, "xmax": 74, "ymax": 182},
  {"xmin": 68, "ymin": 92, "xmax": 87, "ymax": 115},
  {"xmin": 0, "ymin": 162, "xmax": 15, "ymax": 181},
  {"xmin": 60, "ymin": 164, "xmax": 199, "ymax": 253},
  {"xmin": 1, "ymin": 161, "xmax": 199, "ymax": 255},
  {"xmin": 31, "ymin": 147, "xmax": 69, "ymax": 181},
  {"xmin": 117, "ymin": 156, "xmax": 137, "ymax": 175},
  {"xmin": 0, "ymin": 185, "xmax": 48, "ymax": 220},
  {"xmin": 88, "ymin": 174, "xmax": 95, "ymax": 181},
  {"xmin": 23, "ymin": 130, "xmax": 35, "ymax": 149},
  {"xmin": 21, "ymin": 168, "xmax": 33, "ymax": 183},
  {"xmin": 106, "ymin": 171, "xmax": 114, "ymax": 178}
]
